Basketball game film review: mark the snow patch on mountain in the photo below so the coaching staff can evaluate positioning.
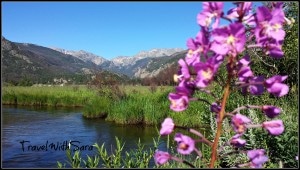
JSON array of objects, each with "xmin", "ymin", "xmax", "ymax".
[{"xmin": 50, "ymin": 47, "xmax": 107, "ymax": 65}]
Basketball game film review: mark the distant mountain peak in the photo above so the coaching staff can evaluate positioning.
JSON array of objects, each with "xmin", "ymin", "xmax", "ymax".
[
  {"xmin": 110, "ymin": 48, "xmax": 184, "ymax": 66},
  {"xmin": 50, "ymin": 47, "xmax": 107, "ymax": 65},
  {"xmin": 3, "ymin": 37, "xmax": 187, "ymax": 83},
  {"xmin": 134, "ymin": 48, "xmax": 184, "ymax": 58}
]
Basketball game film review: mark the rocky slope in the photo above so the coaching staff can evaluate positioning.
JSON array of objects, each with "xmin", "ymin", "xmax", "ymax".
[{"xmin": 2, "ymin": 36, "xmax": 186, "ymax": 85}]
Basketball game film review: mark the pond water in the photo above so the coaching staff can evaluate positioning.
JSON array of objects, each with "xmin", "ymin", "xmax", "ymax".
[{"xmin": 2, "ymin": 105, "xmax": 169, "ymax": 168}]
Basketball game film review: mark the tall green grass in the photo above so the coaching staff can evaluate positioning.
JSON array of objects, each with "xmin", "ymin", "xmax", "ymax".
[
  {"xmin": 106, "ymin": 90, "xmax": 170, "ymax": 125},
  {"xmin": 2, "ymin": 85, "xmax": 96, "ymax": 107},
  {"xmin": 57, "ymin": 136, "xmax": 157, "ymax": 168},
  {"xmin": 106, "ymin": 96, "xmax": 144, "ymax": 124},
  {"xmin": 82, "ymin": 96, "xmax": 111, "ymax": 118},
  {"xmin": 3, "ymin": 84, "xmax": 298, "ymax": 168},
  {"xmin": 2, "ymin": 84, "xmax": 298, "ymax": 131}
]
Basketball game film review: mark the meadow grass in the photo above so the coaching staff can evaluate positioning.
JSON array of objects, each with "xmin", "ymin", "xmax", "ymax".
[
  {"xmin": 105, "ymin": 89, "xmax": 170, "ymax": 125},
  {"xmin": 2, "ymin": 84, "xmax": 297, "ymax": 129},
  {"xmin": 2, "ymin": 85, "xmax": 95, "ymax": 106},
  {"xmin": 82, "ymin": 96, "xmax": 111, "ymax": 118},
  {"xmin": 3, "ymin": 84, "xmax": 298, "ymax": 168}
]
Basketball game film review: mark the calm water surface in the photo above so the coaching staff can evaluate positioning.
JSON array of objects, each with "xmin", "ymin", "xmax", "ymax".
[{"xmin": 2, "ymin": 105, "xmax": 169, "ymax": 168}]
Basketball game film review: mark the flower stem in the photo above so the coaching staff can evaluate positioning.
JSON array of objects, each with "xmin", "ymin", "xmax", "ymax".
[
  {"xmin": 194, "ymin": 148, "xmax": 203, "ymax": 159},
  {"xmin": 228, "ymin": 105, "xmax": 262, "ymax": 115},
  {"xmin": 245, "ymin": 124, "xmax": 263, "ymax": 128},
  {"xmin": 235, "ymin": 81, "xmax": 264, "ymax": 88},
  {"xmin": 189, "ymin": 128, "xmax": 204, "ymax": 138},
  {"xmin": 171, "ymin": 156, "xmax": 196, "ymax": 168},
  {"xmin": 176, "ymin": 126, "xmax": 213, "ymax": 146},
  {"xmin": 167, "ymin": 134, "xmax": 170, "ymax": 149},
  {"xmin": 195, "ymin": 139, "xmax": 213, "ymax": 146},
  {"xmin": 247, "ymin": 44, "xmax": 261, "ymax": 48},
  {"xmin": 236, "ymin": 162, "xmax": 250, "ymax": 168},
  {"xmin": 209, "ymin": 56, "xmax": 234, "ymax": 168}
]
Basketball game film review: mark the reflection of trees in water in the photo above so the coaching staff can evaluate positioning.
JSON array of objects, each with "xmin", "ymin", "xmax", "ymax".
[
  {"xmin": 81, "ymin": 117, "xmax": 167, "ymax": 161},
  {"xmin": 3, "ymin": 104, "xmax": 82, "ymax": 114},
  {"xmin": 2, "ymin": 105, "xmax": 84, "ymax": 129}
]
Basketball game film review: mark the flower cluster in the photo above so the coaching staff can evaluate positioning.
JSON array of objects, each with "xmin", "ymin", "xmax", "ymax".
[
  {"xmin": 154, "ymin": 117, "xmax": 209, "ymax": 167},
  {"xmin": 155, "ymin": 2, "xmax": 289, "ymax": 168}
]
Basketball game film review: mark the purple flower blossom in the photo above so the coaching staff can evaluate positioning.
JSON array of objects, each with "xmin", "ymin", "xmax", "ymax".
[
  {"xmin": 255, "ymin": 5, "xmax": 286, "ymax": 59},
  {"xmin": 194, "ymin": 63, "xmax": 214, "ymax": 88},
  {"xmin": 247, "ymin": 149, "xmax": 268, "ymax": 168},
  {"xmin": 211, "ymin": 102, "xmax": 222, "ymax": 121},
  {"xmin": 271, "ymin": 2, "xmax": 284, "ymax": 9},
  {"xmin": 249, "ymin": 76, "xmax": 265, "ymax": 95},
  {"xmin": 238, "ymin": 66, "xmax": 254, "ymax": 82},
  {"xmin": 193, "ymin": 56, "xmax": 221, "ymax": 88},
  {"xmin": 237, "ymin": 55, "xmax": 253, "ymax": 82},
  {"xmin": 195, "ymin": 28, "xmax": 210, "ymax": 48},
  {"xmin": 168, "ymin": 84, "xmax": 193, "ymax": 112},
  {"xmin": 264, "ymin": 41, "xmax": 284, "ymax": 58},
  {"xmin": 227, "ymin": 2, "xmax": 255, "ymax": 26},
  {"xmin": 214, "ymin": 54, "xmax": 225, "ymax": 65},
  {"xmin": 231, "ymin": 113, "xmax": 251, "ymax": 134},
  {"xmin": 197, "ymin": 2, "xmax": 224, "ymax": 29},
  {"xmin": 265, "ymin": 75, "xmax": 289, "ymax": 97},
  {"xmin": 243, "ymin": 13, "xmax": 256, "ymax": 26},
  {"xmin": 177, "ymin": 80, "xmax": 195, "ymax": 97},
  {"xmin": 185, "ymin": 29, "xmax": 210, "ymax": 66},
  {"xmin": 178, "ymin": 59, "xmax": 190, "ymax": 80},
  {"xmin": 210, "ymin": 102, "xmax": 221, "ymax": 114},
  {"xmin": 186, "ymin": 37, "xmax": 198, "ymax": 51},
  {"xmin": 230, "ymin": 134, "xmax": 246, "ymax": 147},
  {"xmin": 237, "ymin": 54, "xmax": 251, "ymax": 68},
  {"xmin": 174, "ymin": 133, "xmax": 195, "ymax": 155},
  {"xmin": 168, "ymin": 93, "xmax": 189, "ymax": 112},
  {"xmin": 227, "ymin": 2, "xmax": 252, "ymax": 18},
  {"xmin": 262, "ymin": 120, "xmax": 284, "ymax": 135},
  {"xmin": 262, "ymin": 105, "xmax": 281, "ymax": 118},
  {"xmin": 160, "ymin": 118, "xmax": 175, "ymax": 135},
  {"xmin": 255, "ymin": 6, "xmax": 285, "ymax": 42},
  {"xmin": 154, "ymin": 150, "xmax": 171, "ymax": 165},
  {"xmin": 185, "ymin": 48, "xmax": 200, "ymax": 67},
  {"xmin": 210, "ymin": 23, "xmax": 246, "ymax": 55},
  {"xmin": 202, "ymin": 2, "xmax": 224, "ymax": 13}
]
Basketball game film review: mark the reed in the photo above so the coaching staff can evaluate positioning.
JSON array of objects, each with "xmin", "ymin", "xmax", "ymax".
[
  {"xmin": 2, "ymin": 84, "xmax": 297, "ymax": 132},
  {"xmin": 106, "ymin": 95, "xmax": 144, "ymax": 124},
  {"xmin": 3, "ymin": 84, "xmax": 298, "ymax": 168},
  {"xmin": 82, "ymin": 96, "xmax": 112, "ymax": 118},
  {"xmin": 2, "ymin": 85, "xmax": 96, "ymax": 106}
]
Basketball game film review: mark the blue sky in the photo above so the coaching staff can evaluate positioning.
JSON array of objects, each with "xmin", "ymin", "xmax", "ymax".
[{"xmin": 2, "ymin": 2, "xmax": 262, "ymax": 60}]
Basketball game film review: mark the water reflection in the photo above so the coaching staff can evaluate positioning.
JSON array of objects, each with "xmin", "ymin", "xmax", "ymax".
[{"xmin": 2, "ymin": 105, "xmax": 166, "ymax": 168}]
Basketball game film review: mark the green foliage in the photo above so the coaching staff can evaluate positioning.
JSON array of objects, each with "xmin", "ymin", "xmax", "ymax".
[
  {"xmin": 94, "ymin": 136, "xmax": 124, "ymax": 168},
  {"xmin": 248, "ymin": 2, "xmax": 298, "ymax": 86},
  {"xmin": 57, "ymin": 149, "xmax": 82, "ymax": 168},
  {"xmin": 106, "ymin": 95, "xmax": 144, "ymax": 124},
  {"xmin": 1, "ymin": 37, "xmax": 99, "ymax": 85},
  {"xmin": 3, "ymin": 83, "xmax": 298, "ymax": 168},
  {"xmin": 2, "ymin": 85, "xmax": 95, "ymax": 106},
  {"xmin": 82, "ymin": 96, "xmax": 112, "ymax": 118},
  {"xmin": 122, "ymin": 138, "xmax": 155, "ymax": 168},
  {"xmin": 83, "ymin": 155, "xmax": 100, "ymax": 168},
  {"xmin": 57, "ymin": 136, "xmax": 156, "ymax": 168}
]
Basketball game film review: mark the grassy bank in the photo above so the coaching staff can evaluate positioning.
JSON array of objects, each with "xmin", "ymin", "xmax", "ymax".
[
  {"xmin": 2, "ymin": 85, "xmax": 95, "ymax": 107},
  {"xmin": 1, "ymin": 85, "xmax": 224, "ymax": 127},
  {"xmin": 2, "ymin": 84, "xmax": 298, "ymax": 168},
  {"xmin": 2, "ymin": 84, "xmax": 298, "ymax": 128}
]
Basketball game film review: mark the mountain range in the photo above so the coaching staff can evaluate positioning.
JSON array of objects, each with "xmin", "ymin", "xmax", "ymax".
[
  {"xmin": 1, "ymin": 36, "xmax": 186, "ymax": 85},
  {"xmin": 50, "ymin": 47, "xmax": 185, "ymax": 78}
]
